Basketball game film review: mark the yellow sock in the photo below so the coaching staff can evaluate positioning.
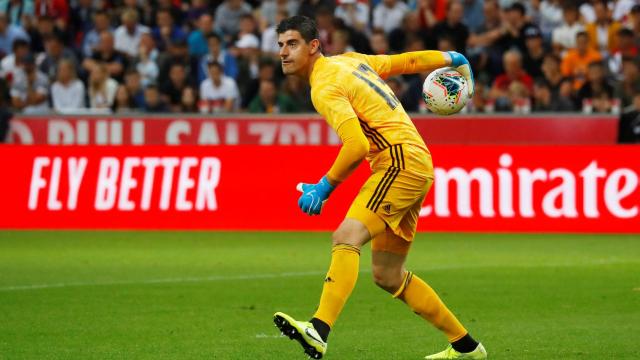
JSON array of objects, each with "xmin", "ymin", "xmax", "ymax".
[
  {"xmin": 394, "ymin": 271, "xmax": 468, "ymax": 342},
  {"xmin": 312, "ymin": 244, "xmax": 360, "ymax": 328}
]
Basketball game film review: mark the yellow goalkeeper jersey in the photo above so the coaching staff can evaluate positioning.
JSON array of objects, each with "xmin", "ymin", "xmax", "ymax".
[{"xmin": 309, "ymin": 51, "xmax": 447, "ymax": 179}]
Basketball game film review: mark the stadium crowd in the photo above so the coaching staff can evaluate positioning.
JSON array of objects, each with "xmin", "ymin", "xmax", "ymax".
[{"xmin": 0, "ymin": 0, "xmax": 639, "ymax": 119}]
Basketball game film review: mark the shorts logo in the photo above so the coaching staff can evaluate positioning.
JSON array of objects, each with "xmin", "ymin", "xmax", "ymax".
[{"xmin": 383, "ymin": 204, "xmax": 392, "ymax": 214}]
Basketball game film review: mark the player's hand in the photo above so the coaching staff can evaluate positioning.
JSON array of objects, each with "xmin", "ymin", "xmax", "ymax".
[
  {"xmin": 296, "ymin": 176, "xmax": 335, "ymax": 216},
  {"xmin": 447, "ymin": 51, "xmax": 475, "ymax": 97}
]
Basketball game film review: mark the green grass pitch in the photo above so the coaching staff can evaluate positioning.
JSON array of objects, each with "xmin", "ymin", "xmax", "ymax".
[{"xmin": 0, "ymin": 231, "xmax": 638, "ymax": 359}]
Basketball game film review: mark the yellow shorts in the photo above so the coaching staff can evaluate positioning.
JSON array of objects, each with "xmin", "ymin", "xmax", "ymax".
[{"xmin": 346, "ymin": 144, "xmax": 434, "ymax": 253}]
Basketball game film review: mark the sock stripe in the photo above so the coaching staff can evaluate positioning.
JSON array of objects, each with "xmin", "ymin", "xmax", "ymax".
[
  {"xmin": 332, "ymin": 244, "xmax": 361, "ymax": 255},
  {"xmin": 392, "ymin": 271, "xmax": 413, "ymax": 298}
]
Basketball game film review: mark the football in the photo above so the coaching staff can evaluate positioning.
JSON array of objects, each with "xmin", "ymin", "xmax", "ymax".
[{"xmin": 422, "ymin": 67, "xmax": 469, "ymax": 115}]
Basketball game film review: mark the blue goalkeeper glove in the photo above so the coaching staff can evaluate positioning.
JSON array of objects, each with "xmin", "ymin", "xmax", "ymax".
[
  {"xmin": 447, "ymin": 51, "xmax": 475, "ymax": 97},
  {"xmin": 297, "ymin": 176, "xmax": 335, "ymax": 216}
]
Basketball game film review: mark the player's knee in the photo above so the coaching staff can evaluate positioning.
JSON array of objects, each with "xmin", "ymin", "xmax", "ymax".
[
  {"xmin": 372, "ymin": 266, "xmax": 403, "ymax": 293},
  {"xmin": 332, "ymin": 222, "xmax": 368, "ymax": 247}
]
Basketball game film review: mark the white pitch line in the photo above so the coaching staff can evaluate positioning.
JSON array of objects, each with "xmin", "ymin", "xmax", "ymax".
[
  {"xmin": 0, "ymin": 259, "xmax": 635, "ymax": 292},
  {"xmin": 0, "ymin": 270, "xmax": 331, "ymax": 292}
]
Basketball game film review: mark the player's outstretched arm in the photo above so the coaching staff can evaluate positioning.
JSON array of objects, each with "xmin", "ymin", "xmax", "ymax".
[
  {"xmin": 297, "ymin": 118, "xmax": 369, "ymax": 216},
  {"xmin": 381, "ymin": 51, "xmax": 475, "ymax": 96}
]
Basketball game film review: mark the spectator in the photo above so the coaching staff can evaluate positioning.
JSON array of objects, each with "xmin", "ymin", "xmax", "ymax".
[
  {"xmin": 188, "ymin": 13, "xmax": 215, "ymax": 58},
  {"xmin": 28, "ymin": 15, "xmax": 56, "ymax": 54},
  {"xmin": 0, "ymin": 12, "xmax": 29, "ymax": 57},
  {"xmin": 154, "ymin": 0, "xmax": 184, "ymax": 27},
  {"xmin": 199, "ymin": 60, "xmax": 240, "ymax": 113},
  {"xmin": 608, "ymin": 28, "xmax": 639, "ymax": 79},
  {"xmin": 38, "ymin": 33, "xmax": 77, "ymax": 82},
  {"xmin": 540, "ymin": 53, "xmax": 566, "ymax": 97},
  {"xmin": 262, "ymin": 9, "xmax": 289, "ymax": 59},
  {"xmin": 234, "ymin": 33, "xmax": 261, "ymax": 107},
  {"xmin": 143, "ymin": 84, "xmax": 169, "ymax": 112},
  {"xmin": 83, "ymin": 31, "xmax": 128, "ymax": 82},
  {"xmin": 198, "ymin": 33, "xmax": 238, "ymax": 83},
  {"xmin": 214, "ymin": 0, "xmax": 252, "ymax": 39},
  {"xmin": 495, "ymin": 2, "xmax": 537, "ymax": 56},
  {"xmin": 615, "ymin": 58, "xmax": 640, "ymax": 108},
  {"xmin": 186, "ymin": 0, "xmax": 209, "ymax": 28},
  {"xmin": 259, "ymin": 0, "xmax": 299, "ymax": 29},
  {"xmin": 88, "ymin": 62, "xmax": 118, "ymax": 110},
  {"xmin": 235, "ymin": 13, "xmax": 260, "ymax": 50},
  {"xmin": 152, "ymin": 8, "xmax": 186, "ymax": 52},
  {"xmin": 123, "ymin": 69, "xmax": 145, "ymax": 109},
  {"xmin": 612, "ymin": 0, "xmax": 637, "ymax": 22},
  {"xmin": 552, "ymin": 3, "xmax": 584, "ymax": 53},
  {"xmin": 298, "ymin": 0, "xmax": 336, "ymax": 19},
  {"xmin": 180, "ymin": 86, "xmax": 198, "ymax": 112},
  {"xmin": 330, "ymin": 29, "xmax": 354, "ymax": 55},
  {"xmin": 462, "ymin": 0, "xmax": 484, "ymax": 33},
  {"xmin": 373, "ymin": 0, "xmax": 409, "ymax": 34},
  {"xmin": 70, "ymin": 0, "xmax": 96, "ymax": 36},
  {"xmin": 585, "ymin": 0, "xmax": 622, "ymax": 55},
  {"xmin": 415, "ymin": 0, "xmax": 446, "ymax": 29},
  {"xmin": 315, "ymin": 7, "xmax": 336, "ymax": 54},
  {"xmin": 618, "ymin": 93, "xmax": 640, "ymax": 143},
  {"xmin": 241, "ymin": 58, "xmax": 277, "ymax": 109},
  {"xmin": 523, "ymin": 27, "xmax": 546, "ymax": 80},
  {"xmin": 0, "ymin": 0, "xmax": 35, "ymax": 26},
  {"xmin": 11, "ymin": 53, "xmax": 49, "ymax": 113},
  {"xmin": 630, "ymin": 5, "xmax": 640, "ymax": 48},
  {"xmin": 388, "ymin": 12, "xmax": 430, "ymax": 54},
  {"xmin": 135, "ymin": 33, "xmax": 159, "ymax": 87},
  {"xmin": 51, "ymin": 58, "xmax": 86, "ymax": 113},
  {"xmin": 0, "ymin": 38, "xmax": 29, "ymax": 79},
  {"xmin": 369, "ymin": 29, "xmax": 389, "ymax": 55},
  {"xmin": 333, "ymin": 15, "xmax": 372, "ymax": 54},
  {"xmin": 161, "ymin": 62, "xmax": 192, "ymax": 112},
  {"xmin": 157, "ymin": 38, "xmax": 199, "ymax": 93},
  {"xmin": 82, "ymin": 10, "xmax": 112, "ymax": 58},
  {"xmin": 113, "ymin": 85, "xmax": 134, "ymax": 113},
  {"xmin": 334, "ymin": 0, "xmax": 369, "ymax": 33},
  {"xmin": 114, "ymin": 8, "xmax": 150, "ymax": 59},
  {"xmin": 248, "ymin": 79, "xmax": 298, "ymax": 113},
  {"xmin": 577, "ymin": 61, "xmax": 615, "ymax": 112},
  {"xmin": 532, "ymin": 78, "xmax": 575, "ymax": 112},
  {"xmin": 538, "ymin": 0, "xmax": 564, "ymax": 39},
  {"xmin": 490, "ymin": 49, "xmax": 534, "ymax": 111},
  {"xmin": 561, "ymin": 31, "xmax": 603, "ymax": 90},
  {"xmin": 281, "ymin": 75, "xmax": 313, "ymax": 112},
  {"xmin": 431, "ymin": 0, "xmax": 469, "ymax": 55}
]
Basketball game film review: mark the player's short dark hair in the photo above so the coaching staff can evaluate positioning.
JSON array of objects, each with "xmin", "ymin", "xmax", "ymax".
[{"xmin": 276, "ymin": 15, "xmax": 319, "ymax": 44}]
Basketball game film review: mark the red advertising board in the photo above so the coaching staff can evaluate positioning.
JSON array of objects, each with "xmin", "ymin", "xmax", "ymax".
[
  {"xmin": 7, "ymin": 114, "xmax": 618, "ymax": 145},
  {"xmin": 1, "ymin": 145, "xmax": 638, "ymax": 233}
]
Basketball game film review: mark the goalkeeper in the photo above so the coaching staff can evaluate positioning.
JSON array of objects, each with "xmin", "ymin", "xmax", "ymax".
[{"xmin": 273, "ymin": 15, "xmax": 485, "ymax": 360}]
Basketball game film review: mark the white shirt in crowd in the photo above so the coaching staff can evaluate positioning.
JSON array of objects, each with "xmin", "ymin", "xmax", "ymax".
[
  {"xmin": 10, "ymin": 68, "xmax": 50, "ymax": 114},
  {"xmin": 0, "ymin": 53, "xmax": 19, "ymax": 78},
  {"xmin": 335, "ymin": 2, "xmax": 370, "ymax": 31},
  {"xmin": 552, "ymin": 22, "xmax": 584, "ymax": 50},
  {"xmin": 199, "ymin": 75, "xmax": 240, "ymax": 113},
  {"xmin": 114, "ymin": 24, "xmax": 150, "ymax": 57},
  {"xmin": 51, "ymin": 79, "xmax": 86, "ymax": 112},
  {"xmin": 89, "ymin": 78, "xmax": 119, "ymax": 109},
  {"xmin": 261, "ymin": 25, "xmax": 279, "ymax": 55},
  {"xmin": 373, "ymin": 1, "xmax": 409, "ymax": 34}
]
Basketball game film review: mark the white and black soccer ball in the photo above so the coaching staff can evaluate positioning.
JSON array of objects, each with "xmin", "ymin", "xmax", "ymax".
[{"xmin": 422, "ymin": 67, "xmax": 469, "ymax": 115}]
